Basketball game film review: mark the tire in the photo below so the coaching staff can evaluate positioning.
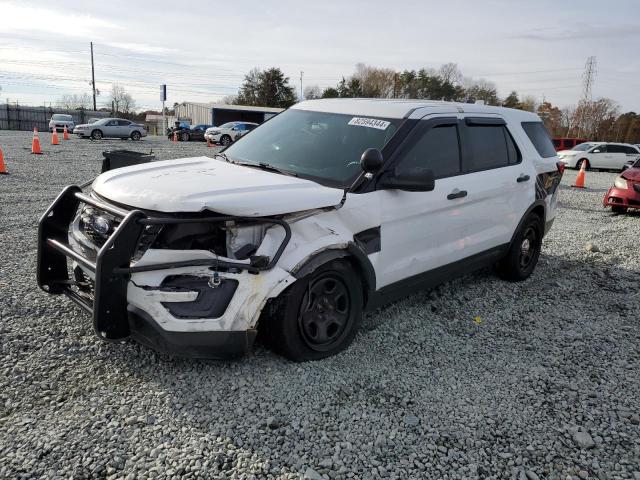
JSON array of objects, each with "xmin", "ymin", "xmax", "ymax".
[
  {"xmin": 91, "ymin": 129, "xmax": 103, "ymax": 140},
  {"xmin": 496, "ymin": 213, "xmax": 543, "ymax": 282},
  {"xmin": 576, "ymin": 158, "xmax": 589, "ymax": 170},
  {"xmin": 181, "ymin": 132, "xmax": 189, "ymax": 142},
  {"xmin": 262, "ymin": 259, "xmax": 363, "ymax": 361},
  {"xmin": 131, "ymin": 131, "xmax": 141, "ymax": 141},
  {"xmin": 611, "ymin": 205, "xmax": 628, "ymax": 214},
  {"xmin": 220, "ymin": 134, "xmax": 232, "ymax": 146}
]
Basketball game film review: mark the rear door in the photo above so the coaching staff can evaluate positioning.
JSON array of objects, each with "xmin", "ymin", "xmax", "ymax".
[
  {"xmin": 458, "ymin": 116, "xmax": 533, "ymax": 254},
  {"xmin": 102, "ymin": 120, "xmax": 119, "ymax": 137},
  {"xmin": 117, "ymin": 120, "xmax": 132, "ymax": 137},
  {"xmin": 590, "ymin": 144, "xmax": 610, "ymax": 168}
]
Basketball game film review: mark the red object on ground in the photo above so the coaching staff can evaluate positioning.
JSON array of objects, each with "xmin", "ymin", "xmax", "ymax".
[
  {"xmin": 32, "ymin": 128, "xmax": 43, "ymax": 154},
  {"xmin": 603, "ymin": 166, "xmax": 640, "ymax": 212},
  {"xmin": 0, "ymin": 147, "xmax": 7, "ymax": 174}
]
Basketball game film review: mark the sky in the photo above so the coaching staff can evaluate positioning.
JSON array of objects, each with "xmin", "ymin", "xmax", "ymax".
[{"xmin": 0, "ymin": 0, "xmax": 639, "ymax": 112}]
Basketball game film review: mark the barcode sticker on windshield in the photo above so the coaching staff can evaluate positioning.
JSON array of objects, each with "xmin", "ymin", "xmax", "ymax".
[{"xmin": 348, "ymin": 117, "xmax": 390, "ymax": 130}]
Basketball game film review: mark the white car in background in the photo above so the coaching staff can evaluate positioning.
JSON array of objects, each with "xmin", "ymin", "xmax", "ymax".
[
  {"xmin": 74, "ymin": 118, "xmax": 147, "ymax": 140},
  {"xmin": 557, "ymin": 142, "xmax": 640, "ymax": 171},
  {"xmin": 204, "ymin": 122, "xmax": 258, "ymax": 146},
  {"xmin": 49, "ymin": 114, "xmax": 75, "ymax": 132}
]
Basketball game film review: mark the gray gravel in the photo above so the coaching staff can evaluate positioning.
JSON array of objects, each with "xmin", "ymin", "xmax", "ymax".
[{"xmin": 1, "ymin": 130, "xmax": 639, "ymax": 479}]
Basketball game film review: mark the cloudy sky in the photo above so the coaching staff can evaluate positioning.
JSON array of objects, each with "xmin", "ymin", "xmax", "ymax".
[{"xmin": 1, "ymin": 0, "xmax": 639, "ymax": 112}]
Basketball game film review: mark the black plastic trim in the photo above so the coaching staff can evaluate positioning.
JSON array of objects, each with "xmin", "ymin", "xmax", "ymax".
[
  {"xmin": 160, "ymin": 276, "xmax": 238, "ymax": 319},
  {"xmin": 354, "ymin": 227, "xmax": 381, "ymax": 254},
  {"xmin": 366, "ymin": 244, "xmax": 508, "ymax": 311},
  {"xmin": 127, "ymin": 306, "xmax": 256, "ymax": 359},
  {"xmin": 465, "ymin": 117, "xmax": 506, "ymax": 126}
]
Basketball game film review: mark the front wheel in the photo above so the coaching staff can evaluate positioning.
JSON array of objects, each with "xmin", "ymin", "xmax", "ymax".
[
  {"xmin": 262, "ymin": 259, "xmax": 363, "ymax": 361},
  {"xmin": 576, "ymin": 158, "xmax": 589, "ymax": 170},
  {"xmin": 91, "ymin": 129, "xmax": 103, "ymax": 140},
  {"xmin": 496, "ymin": 213, "xmax": 543, "ymax": 281},
  {"xmin": 220, "ymin": 134, "xmax": 232, "ymax": 146}
]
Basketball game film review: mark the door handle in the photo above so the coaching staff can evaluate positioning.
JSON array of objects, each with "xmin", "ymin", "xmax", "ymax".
[
  {"xmin": 517, "ymin": 174, "xmax": 530, "ymax": 183},
  {"xmin": 447, "ymin": 189, "xmax": 467, "ymax": 200}
]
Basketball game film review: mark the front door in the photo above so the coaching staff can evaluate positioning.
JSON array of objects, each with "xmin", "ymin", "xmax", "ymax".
[{"xmin": 376, "ymin": 115, "xmax": 470, "ymax": 288}]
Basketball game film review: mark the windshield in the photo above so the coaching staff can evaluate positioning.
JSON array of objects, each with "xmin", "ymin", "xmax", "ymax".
[
  {"xmin": 572, "ymin": 142, "xmax": 598, "ymax": 151},
  {"xmin": 219, "ymin": 122, "xmax": 236, "ymax": 129},
  {"xmin": 88, "ymin": 118, "xmax": 100, "ymax": 123},
  {"xmin": 52, "ymin": 114, "xmax": 73, "ymax": 121},
  {"xmin": 223, "ymin": 109, "xmax": 401, "ymax": 186}
]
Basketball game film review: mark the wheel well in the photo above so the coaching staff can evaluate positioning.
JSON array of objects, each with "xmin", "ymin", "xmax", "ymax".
[{"xmin": 531, "ymin": 205, "xmax": 545, "ymax": 222}]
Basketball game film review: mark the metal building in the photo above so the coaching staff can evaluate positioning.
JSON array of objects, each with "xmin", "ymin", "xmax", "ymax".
[{"xmin": 173, "ymin": 102, "xmax": 284, "ymax": 127}]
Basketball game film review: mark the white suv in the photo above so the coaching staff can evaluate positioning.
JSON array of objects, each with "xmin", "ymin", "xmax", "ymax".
[
  {"xmin": 558, "ymin": 142, "xmax": 640, "ymax": 171},
  {"xmin": 204, "ymin": 121, "xmax": 258, "ymax": 146},
  {"xmin": 37, "ymin": 99, "xmax": 563, "ymax": 361}
]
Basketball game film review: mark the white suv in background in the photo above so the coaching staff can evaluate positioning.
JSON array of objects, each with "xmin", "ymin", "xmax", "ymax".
[
  {"xmin": 38, "ymin": 99, "xmax": 562, "ymax": 361},
  {"xmin": 204, "ymin": 121, "xmax": 258, "ymax": 146},
  {"xmin": 558, "ymin": 142, "xmax": 640, "ymax": 171}
]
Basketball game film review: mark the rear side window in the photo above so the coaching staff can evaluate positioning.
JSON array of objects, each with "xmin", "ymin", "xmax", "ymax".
[
  {"xmin": 396, "ymin": 123, "xmax": 461, "ymax": 178},
  {"xmin": 464, "ymin": 124, "xmax": 510, "ymax": 171},
  {"xmin": 522, "ymin": 122, "xmax": 556, "ymax": 158},
  {"xmin": 625, "ymin": 145, "xmax": 639, "ymax": 154},
  {"xmin": 607, "ymin": 145, "xmax": 625, "ymax": 154}
]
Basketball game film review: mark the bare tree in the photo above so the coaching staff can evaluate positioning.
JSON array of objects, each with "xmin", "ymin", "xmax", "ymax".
[
  {"xmin": 110, "ymin": 83, "xmax": 136, "ymax": 115},
  {"xmin": 354, "ymin": 63, "xmax": 396, "ymax": 98},
  {"xmin": 303, "ymin": 85, "xmax": 321, "ymax": 100},
  {"xmin": 57, "ymin": 93, "xmax": 92, "ymax": 110},
  {"xmin": 220, "ymin": 95, "xmax": 238, "ymax": 105},
  {"xmin": 439, "ymin": 63, "xmax": 462, "ymax": 85}
]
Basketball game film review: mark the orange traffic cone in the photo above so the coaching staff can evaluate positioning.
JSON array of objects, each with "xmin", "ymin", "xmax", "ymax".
[
  {"xmin": 172, "ymin": 131, "xmax": 178, "ymax": 143},
  {"xmin": 32, "ymin": 128, "xmax": 43, "ymax": 154},
  {"xmin": 573, "ymin": 160, "xmax": 586, "ymax": 188},
  {"xmin": 0, "ymin": 147, "xmax": 7, "ymax": 174},
  {"xmin": 206, "ymin": 137, "xmax": 212, "ymax": 147},
  {"xmin": 63, "ymin": 124, "xmax": 69, "ymax": 140},
  {"xmin": 51, "ymin": 126, "xmax": 60, "ymax": 145}
]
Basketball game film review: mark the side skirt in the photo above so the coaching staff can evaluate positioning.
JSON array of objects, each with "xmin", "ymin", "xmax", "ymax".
[{"xmin": 365, "ymin": 244, "xmax": 509, "ymax": 311}]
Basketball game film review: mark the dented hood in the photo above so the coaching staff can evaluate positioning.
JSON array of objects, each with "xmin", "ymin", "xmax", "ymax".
[{"xmin": 92, "ymin": 156, "xmax": 344, "ymax": 216}]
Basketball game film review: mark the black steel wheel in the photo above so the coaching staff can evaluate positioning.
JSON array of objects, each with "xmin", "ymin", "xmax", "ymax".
[
  {"xmin": 261, "ymin": 259, "xmax": 363, "ymax": 361},
  {"xmin": 496, "ymin": 212, "xmax": 543, "ymax": 281},
  {"xmin": 181, "ymin": 132, "xmax": 189, "ymax": 142}
]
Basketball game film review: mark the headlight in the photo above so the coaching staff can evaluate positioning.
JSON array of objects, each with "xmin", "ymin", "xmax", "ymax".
[{"xmin": 614, "ymin": 176, "xmax": 628, "ymax": 189}]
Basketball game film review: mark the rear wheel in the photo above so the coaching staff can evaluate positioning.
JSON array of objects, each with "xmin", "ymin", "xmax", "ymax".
[
  {"xmin": 576, "ymin": 158, "xmax": 589, "ymax": 170},
  {"xmin": 220, "ymin": 134, "xmax": 232, "ymax": 146},
  {"xmin": 262, "ymin": 259, "xmax": 363, "ymax": 361},
  {"xmin": 181, "ymin": 132, "xmax": 189, "ymax": 142},
  {"xmin": 612, "ymin": 205, "xmax": 628, "ymax": 214},
  {"xmin": 131, "ymin": 131, "xmax": 141, "ymax": 141},
  {"xmin": 91, "ymin": 129, "xmax": 103, "ymax": 140},
  {"xmin": 496, "ymin": 213, "xmax": 543, "ymax": 281}
]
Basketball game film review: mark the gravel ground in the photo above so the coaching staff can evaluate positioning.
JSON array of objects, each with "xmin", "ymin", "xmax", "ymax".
[{"xmin": 1, "ymin": 130, "xmax": 639, "ymax": 480}]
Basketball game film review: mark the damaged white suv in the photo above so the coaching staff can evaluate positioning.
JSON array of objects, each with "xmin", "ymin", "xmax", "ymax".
[{"xmin": 38, "ymin": 99, "xmax": 562, "ymax": 361}]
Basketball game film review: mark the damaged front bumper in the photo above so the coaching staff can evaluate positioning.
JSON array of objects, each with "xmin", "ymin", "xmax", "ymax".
[{"xmin": 37, "ymin": 185, "xmax": 292, "ymax": 359}]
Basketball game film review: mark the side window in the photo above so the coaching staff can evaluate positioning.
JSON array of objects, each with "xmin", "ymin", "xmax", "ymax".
[
  {"xmin": 592, "ymin": 145, "xmax": 607, "ymax": 153},
  {"xmin": 521, "ymin": 122, "xmax": 557, "ymax": 158},
  {"xmin": 396, "ymin": 123, "xmax": 461, "ymax": 179},
  {"xmin": 505, "ymin": 128, "xmax": 521, "ymax": 165},
  {"xmin": 626, "ymin": 145, "xmax": 639, "ymax": 154},
  {"xmin": 106, "ymin": 120, "xmax": 117, "ymax": 126},
  {"xmin": 464, "ymin": 124, "xmax": 510, "ymax": 171},
  {"xmin": 246, "ymin": 124, "xmax": 257, "ymax": 131},
  {"xmin": 117, "ymin": 120, "xmax": 131, "ymax": 126},
  {"xmin": 237, "ymin": 124, "xmax": 246, "ymax": 131}
]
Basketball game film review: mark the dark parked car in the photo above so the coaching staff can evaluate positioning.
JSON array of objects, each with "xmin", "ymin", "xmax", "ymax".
[{"xmin": 167, "ymin": 124, "xmax": 212, "ymax": 141}]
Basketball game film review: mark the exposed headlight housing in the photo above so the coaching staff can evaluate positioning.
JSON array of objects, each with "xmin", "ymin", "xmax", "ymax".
[{"xmin": 614, "ymin": 176, "xmax": 628, "ymax": 189}]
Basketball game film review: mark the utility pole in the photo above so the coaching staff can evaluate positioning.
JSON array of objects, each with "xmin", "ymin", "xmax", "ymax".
[
  {"xmin": 300, "ymin": 71, "xmax": 304, "ymax": 101},
  {"xmin": 90, "ymin": 42, "xmax": 97, "ymax": 111}
]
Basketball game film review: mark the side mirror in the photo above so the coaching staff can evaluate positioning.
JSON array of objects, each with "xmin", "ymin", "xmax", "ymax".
[
  {"xmin": 360, "ymin": 148, "xmax": 384, "ymax": 174},
  {"xmin": 378, "ymin": 167, "xmax": 435, "ymax": 192}
]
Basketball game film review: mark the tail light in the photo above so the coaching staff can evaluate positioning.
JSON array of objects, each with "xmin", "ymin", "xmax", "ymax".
[{"xmin": 556, "ymin": 161, "xmax": 565, "ymax": 174}]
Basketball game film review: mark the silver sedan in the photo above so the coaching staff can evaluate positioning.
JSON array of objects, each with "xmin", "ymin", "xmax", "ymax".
[{"xmin": 74, "ymin": 118, "xmax": 147, "ymax": 140}]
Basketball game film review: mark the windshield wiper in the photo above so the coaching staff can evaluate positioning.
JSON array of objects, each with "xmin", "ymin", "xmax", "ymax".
[
  {"xmin": 235, "ymin": 161, "xmax": 298, "ymax": 177},
  {"xmin": 213, "ymin": 152, "xmax": 231, "ymax": 162}
]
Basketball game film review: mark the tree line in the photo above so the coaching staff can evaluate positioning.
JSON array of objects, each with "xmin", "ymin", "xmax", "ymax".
[{"xmin": 231, "ymin": 63, "xmax": 640, "ymax": 143}]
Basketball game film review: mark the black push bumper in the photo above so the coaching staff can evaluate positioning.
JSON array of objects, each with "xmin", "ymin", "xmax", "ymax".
[{"xmin": 37, "ymin": 185, "xmax": 289, "ymax": 358}]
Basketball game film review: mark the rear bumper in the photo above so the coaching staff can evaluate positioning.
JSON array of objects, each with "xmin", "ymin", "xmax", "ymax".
[
  {"xmin": 603, "ymin": 186, "xmax": 640, "ymax": 209},
  {"xmin": 37, "ymin": 186, "xmax": 291, "ymax": 359}
]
